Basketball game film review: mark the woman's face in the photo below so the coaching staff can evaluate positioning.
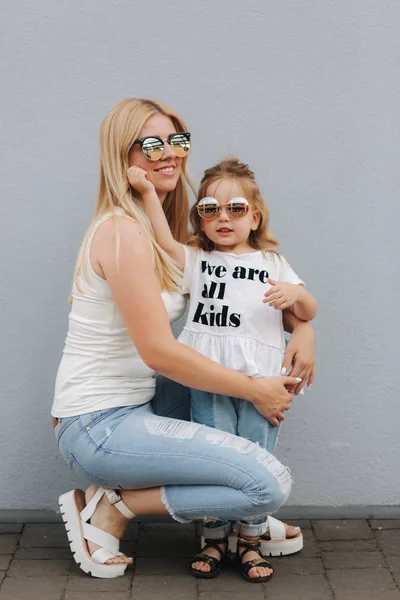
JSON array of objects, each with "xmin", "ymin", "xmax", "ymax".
[{"xmin": 128, "ymin": 113, "xmax": 183, "ymax": 203}]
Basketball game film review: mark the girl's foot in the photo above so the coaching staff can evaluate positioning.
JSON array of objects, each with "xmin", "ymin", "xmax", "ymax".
[
  {"xmin": 236, "ymin": 536, "xmax": 274, "ymax": 583},
  {"xmin": 190, "ymin": 539, "xmax": 228, "ymax": 578},
  {"xmin": 85, "ymin": 485, "xmax": 133, "ymax": 566}
]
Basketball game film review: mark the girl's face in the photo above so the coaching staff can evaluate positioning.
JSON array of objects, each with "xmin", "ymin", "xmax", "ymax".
[
  {"xmin": 200, "ymin": 178, "xmax": 260, "ymax": 254},
  {"xmin": 128, "ymin": 113, "xmax": 183, "ymax": 203}
]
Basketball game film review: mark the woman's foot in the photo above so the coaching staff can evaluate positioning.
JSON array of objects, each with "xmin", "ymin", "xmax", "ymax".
[
  {"xmin": 237, "ymin": 537, "xmax": 273, "ymax": 580},
  {"xmin": 259, "ymin": 516, "xmax": 303, "ymax": 556},
  {"xmin": 85, "ymin": 485, "xmax": 133, "ymax": 566}
]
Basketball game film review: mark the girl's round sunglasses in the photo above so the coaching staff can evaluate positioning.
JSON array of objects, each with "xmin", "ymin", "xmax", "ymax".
[
  {"xmin": 197, "ymin": 197, "xmax": 250, "ymax": 220},
  {"xmin": 131, "ymin": 132, "xmax": 191, "ymax": 161}
]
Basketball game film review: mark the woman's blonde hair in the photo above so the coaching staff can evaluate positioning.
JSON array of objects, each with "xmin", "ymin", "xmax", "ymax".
[
  {"xmin": 72, "ymin": 98, "xmax": 195, "ymax": 297},
  {"xmin": 188, "ymin": 157, "xmax": 279, "ymax": 253}
]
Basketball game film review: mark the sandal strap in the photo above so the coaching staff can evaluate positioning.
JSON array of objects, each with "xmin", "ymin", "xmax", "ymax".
[
  {"xmin": 237, "ymin": 537, "xmax": 263, "ymax": 559},
  {"xmin": 104, "ymin": 490, "xmax": 136, "ymax": 520},
  {"xmin": 82, "ymin": 522, "xmax": 120, "ymax": 554},
  {"xmin": 242, "ymin": 556, "xmax": 274, "ymax": 576},
  {"xmin": 80, "ymin": 488, "xmax": 135, "ymax": 523},
  {"xmin": 192, "ymin": 553, "xmax": 219, "ymax": 570},
  {"xmin": 202, "ymin": 539, "xmax": 228, "ymax": 561},
  {"xmin": 91, "ymin": 547, "xmax": 123, "ymax": 564}
]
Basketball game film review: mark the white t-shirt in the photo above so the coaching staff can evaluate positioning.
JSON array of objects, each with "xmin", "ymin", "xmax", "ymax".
[{"xmin": 178, "ymin": 247, "xmax": 304, "ymax": 378}]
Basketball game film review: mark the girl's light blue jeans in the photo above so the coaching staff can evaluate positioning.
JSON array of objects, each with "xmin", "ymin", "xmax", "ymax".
[
  {"xmin": 191, "ymin": 389, "xmax": 281, "ymax": 538},
  {"xmin": 55, "ymin": 377, "xmax": 291, "ymax": 535}
]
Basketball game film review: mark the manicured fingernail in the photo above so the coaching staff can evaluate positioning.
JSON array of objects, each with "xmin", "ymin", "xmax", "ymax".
[
  {"xmin": 309, "ymin": 384, "xmax": 312, "ymax": 388},
  {"xmin": 296, "ymin": 377, "xmax": 302, "ymax": 382},
  {"xmin": 294, "ymin": 527, "xmax": 301, "ymax": 531},
  {"xmin": 281, "ymin": 367, "xmax": 287, "ymax": 375}
]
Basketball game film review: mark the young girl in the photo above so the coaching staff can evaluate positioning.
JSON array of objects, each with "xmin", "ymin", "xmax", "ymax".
[{"xmin": 128, "ymin": 157, "xmax": 317, "ymax": 579}]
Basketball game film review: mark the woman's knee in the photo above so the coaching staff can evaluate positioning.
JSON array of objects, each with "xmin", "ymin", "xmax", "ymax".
[{"xmin": 250, "ymin": 452, "xmax": 292, "ymax": 515}]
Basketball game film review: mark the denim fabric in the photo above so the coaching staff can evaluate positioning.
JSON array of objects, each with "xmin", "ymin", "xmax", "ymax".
[
  {"xmin": 55, "ymin": 378, "xmax": 291, "ymax": 526},
  {"xmin": 191, "ymin": 389, "xmax": 282, "ymax": 537}
]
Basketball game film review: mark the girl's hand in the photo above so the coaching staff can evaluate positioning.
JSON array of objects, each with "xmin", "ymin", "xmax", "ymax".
[
  {"xmin": 252, "ymin": 375, "xmax": 301, "ymax": 427},
  {"xmin": 282, "ymin": 322, "xmax": 315, "ymax": 394},
  {"xmin": 263, "ymin": 279, "xmax": 301, "ymax": 310},
  {"xmin": 127, "ymin": 166, "xmax": 155, "ymax": 195}
]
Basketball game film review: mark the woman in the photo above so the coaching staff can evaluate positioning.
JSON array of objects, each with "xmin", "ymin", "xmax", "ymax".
[{"xmin": 52, "ymin": 98, "xmax": 316, "ymax": 582}]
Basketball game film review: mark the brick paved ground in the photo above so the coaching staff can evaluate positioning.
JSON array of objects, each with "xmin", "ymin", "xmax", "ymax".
[{"xmin": 0, "ymin": 519, "xmax": 399, "ymax": 599}]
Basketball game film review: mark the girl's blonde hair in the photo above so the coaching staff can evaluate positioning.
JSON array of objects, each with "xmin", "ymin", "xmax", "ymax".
[
  {"xmin": 72, "ymin": 98, "xmax": 195, "ymax": 297},
  {"xmin": 188, "ymin": 157, "xmax": 278, "ymax": 253}
]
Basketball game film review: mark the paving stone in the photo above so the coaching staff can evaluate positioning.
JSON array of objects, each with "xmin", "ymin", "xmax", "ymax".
[
  {"xmin": 131, "ymin": 575, "xmax": 197, "ymax": 599},
  {"xmin": 284, "ymin": 520, "xmax": 312, "ymax": 530},
  {"xmin": 7, "ymin": 558, "xmax": 72, "ymax": 577},
  {"xmin": 319, "ymin": 539, "xmax": 378, "ymax": 553},
  {"xmin": 199, "ymin": 594, "xmax": 263, "ymax": 600},
  {"xmin": 0, "ymin": 576, "xmax": 66, "ymax": 600},
  {"xmin": 136, "ymin": 532, "xmax": 198, "ymax": 557},
  {"xmin": 376, "ymin": 530, "xmax": 400, "ymax": 556},
  {"xmin": 0, "ymin": 572, "xmax": 4, "ymax": 585},
  {"xmin": 327, "ymin": 567, "xmax": 395, "ymax": 590},
  {"xmin": 297, "ymin": 529, "xmax": 319, "ymax": 558},
  {"xmin": 335, "ymin": 591, "xmax": 400, "ymax": 600},
  {"xmin": 67, "ymin": 568, "xmax": 133, "ymax": 591},
  {"xmin": 121, "ymin": 522, "xmax": 140, "ymax": 541},
  {"xmin": 200, "ymin": 593, "xmax": 264, "ymax": 600},
  {"xmin": 387, "ymin": 556, "xmax": 400, "ymax": 572},
  {"xmin": 392, "ymin": 572, "xmax": 400, "ymax": 587},
  {"xmin": 273, "ymin": 556, "xmax": 324, "ymax": 575},
  {"xmin": 370, "ymin": 520, "xmax": 400, "ymax": 530},
  {"xmin": 15, "ymin": 546, "xmax": 73, "ymax": 559},
  {"xmin": 323, "ymin": 550, "xmax": 386, "ymax": 570},
  {"xmin": 313, "ymin": 520, "xmax": 372, "ymax": 541},
  {"xmin": 65, "ymin": 593, "xmax": 130, "ymax": 600},
  {"xmin": 0, "ymin": 556, "xmax": 11, "ymax": 570},
  {"xmin": 197, "ymin": 563, "xmax": 265, "ymax": 592},
  {"xmin": 263, "ymin": 573, "xmax": 333, "ymax": 599},
  {"xmin": 20, "ymin": 524, "xmax": 69, "ymax": 548},
  {"xmin": 133, "ymin": 556, "xmax": 190, "ymax": 576},
  {"xmin": 0, "ymin": 524, "xmax": 23, "ymax": 534},
  {"xmin": 0, "ymin": 535, "xmax": 19, "ymax": 555}
]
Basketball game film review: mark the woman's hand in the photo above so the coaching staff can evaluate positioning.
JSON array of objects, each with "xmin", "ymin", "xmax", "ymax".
[
  {"xmin": 127, "ymin": 166, "xmax": 155, "ymax": 195},
  {"xmin": 252, "ymin": 376, "xmax": 301, "ymax": 427},
  {"xmin": 282, "ymin": 321, "xmax": 316, "ymax": 394}
]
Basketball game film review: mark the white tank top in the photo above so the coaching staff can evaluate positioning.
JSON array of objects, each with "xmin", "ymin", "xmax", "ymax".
[{"xmin": 51, "ymin": 212, "xmax": 186, "ymax": 418}]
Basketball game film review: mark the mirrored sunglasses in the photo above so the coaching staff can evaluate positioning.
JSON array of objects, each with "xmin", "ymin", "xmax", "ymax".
[
  {"xmin": 131, "ymin": 132, "xmax": 191, "ymax": 161},
  {"xmin": 196, "ymin": 196, "xmax": 250, "ymax": 220}
]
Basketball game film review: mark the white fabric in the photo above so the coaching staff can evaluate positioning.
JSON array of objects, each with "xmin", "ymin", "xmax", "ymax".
[
  {"xmin": 52, "ymin": 210, "xmax": 186, "ymax": 418},
  {"xmin": 267, "ymin": 515, "xmax": 287, "ymax": 541},
  {"xmin": 179, "ymin": 248, "xmax": 304, "ymax": 378}
]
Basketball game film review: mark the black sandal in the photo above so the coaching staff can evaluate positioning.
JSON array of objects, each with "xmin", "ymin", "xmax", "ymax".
[
  {"xmin": 189, "ymin": 538, "xmax": 228, "ymax": 579},
  {"xmin": 235, "ymin": 537, "xmax": 274, "ymax": 583}
]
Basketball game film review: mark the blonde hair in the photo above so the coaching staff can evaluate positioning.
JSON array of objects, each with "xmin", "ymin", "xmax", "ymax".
[
  {"xmin": 188, "ymin": 157, "xmax": 279, "ymax": 253},
  {"xmin": 72, "ymin": 98, "xmax": 195, "ymax": 298}
]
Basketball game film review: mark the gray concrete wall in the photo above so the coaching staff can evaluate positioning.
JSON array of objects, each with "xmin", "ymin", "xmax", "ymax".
[{"xmin": 1, "ymin": 0, "xmax": 399, "ymax": 519}]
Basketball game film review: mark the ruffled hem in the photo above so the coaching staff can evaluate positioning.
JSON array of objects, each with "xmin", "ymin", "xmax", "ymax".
[{"xmin": 178, "ymin": 329, "xmax": 284, "ymax": 378}]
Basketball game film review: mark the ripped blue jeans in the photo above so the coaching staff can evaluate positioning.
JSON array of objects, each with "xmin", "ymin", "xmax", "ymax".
[
  {"xmin": 55, "ymin": 377, "xmax": 291, "ymax": 533},
  {"xmin": 191, "ymin": 389, "xmax": 281, "ymax": 538}
]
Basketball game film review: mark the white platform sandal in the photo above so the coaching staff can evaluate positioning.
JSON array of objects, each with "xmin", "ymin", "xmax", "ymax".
[
  {"xmin": 260, "ymin": 515, "xmax": 303, "ymax": 556},
  {"xmin": 59, "ymin": 487, "xmax": 135, "ymax": 578}
]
